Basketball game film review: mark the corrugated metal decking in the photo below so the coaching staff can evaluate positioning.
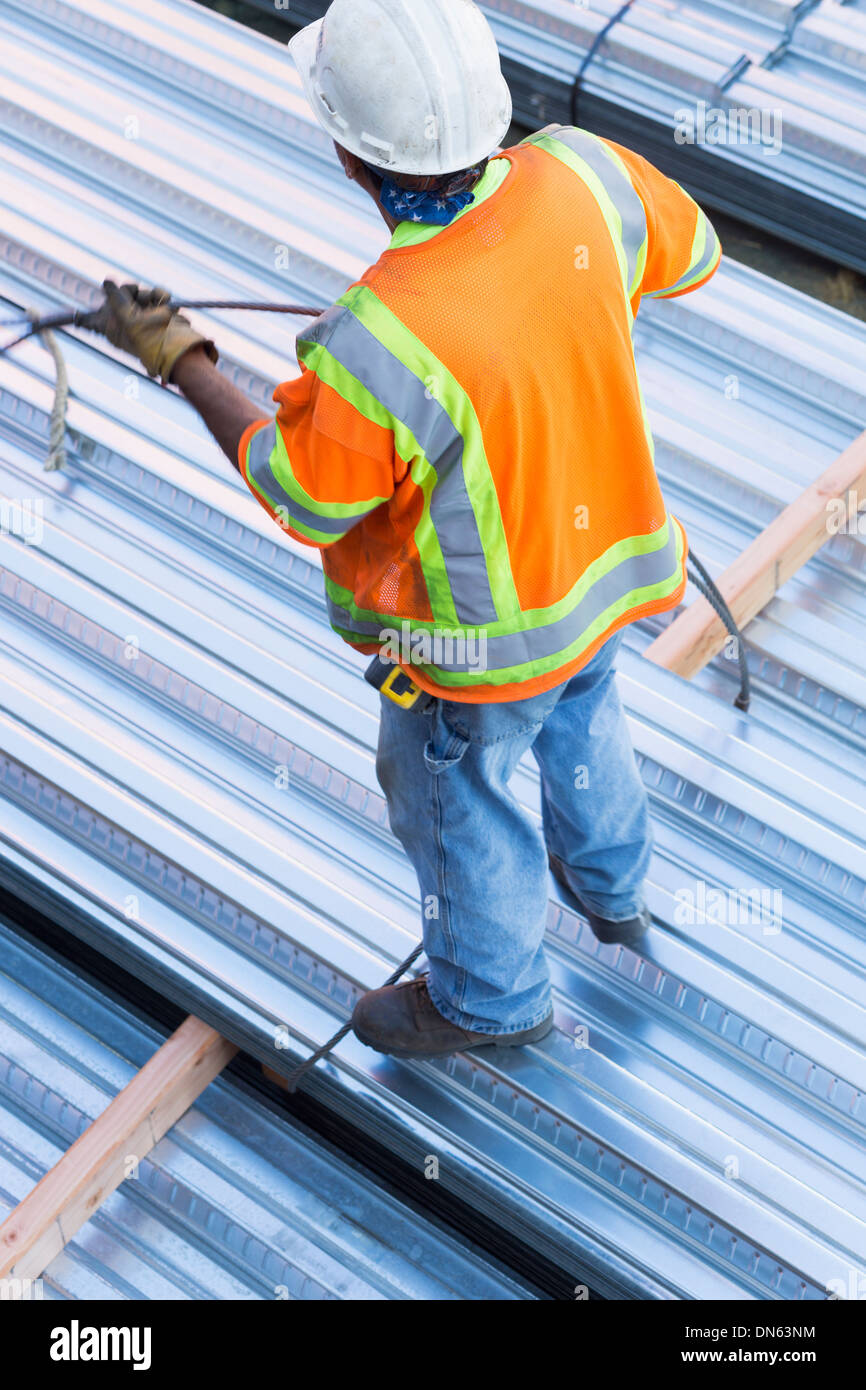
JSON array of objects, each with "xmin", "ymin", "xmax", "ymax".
[
  {"xmin": 0, "ymin": 0, "xmax": 864, "ymax": 1299},
  {"xmin": 0, "ymin": 918, "xmax": 529, "ymax": 1299}
]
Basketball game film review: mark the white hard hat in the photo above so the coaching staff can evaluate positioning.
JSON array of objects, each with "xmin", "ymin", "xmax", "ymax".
[{"xmin": 289, "ymin": 0, "xmax": 512, "ymax": 177}]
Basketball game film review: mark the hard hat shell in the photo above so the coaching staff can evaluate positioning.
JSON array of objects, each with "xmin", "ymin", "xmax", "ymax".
[{"xmin": 289, "ymin": 0, "xmax": 512, "ymax": 176}]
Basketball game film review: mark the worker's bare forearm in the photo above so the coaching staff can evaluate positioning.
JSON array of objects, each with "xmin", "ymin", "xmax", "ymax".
[{"xmin": 170, "ymin": 345, "xmax": 265, "ymax": 468}]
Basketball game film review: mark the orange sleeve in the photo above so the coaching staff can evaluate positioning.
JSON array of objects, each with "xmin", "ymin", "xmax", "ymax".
[
  {"xmin": 238, "ymin": 367, "xmax": 396, "ymax": 548},
  {"xmin": 607, "ymin": 142, "xmax": 723, "ymax": 300}
]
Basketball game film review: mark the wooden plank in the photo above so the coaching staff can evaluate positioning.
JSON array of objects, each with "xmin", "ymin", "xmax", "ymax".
[
  {"xmin": 0, "ymin": 1015, "xmax": 237, "ymax": 1286},
  {"xmin": 645, "ymin": 430, "xmax": 866, "ymax": 680}
]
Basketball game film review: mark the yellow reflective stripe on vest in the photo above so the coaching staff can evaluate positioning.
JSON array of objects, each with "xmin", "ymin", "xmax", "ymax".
[
  {"xmin": 298, "ymin": 287, "xmax": 521, "ymax": 627},
  {"xmin": 244, "ymin": 418, "xmax": 387, "ymax": 544},
  {"xmin": 644, "ymin": 202, "xmax": 721, "ymax": 298},
  {"xmin": 522, "ymin": 126, "xmax": 649, "ymax": 326},
  {"xmin": 324, "ymin": 515, "xmax": 686, "ymax": 688},
  {"xmin": 522, "ymin": 126, "xmax": 657, "ymax": 462}
]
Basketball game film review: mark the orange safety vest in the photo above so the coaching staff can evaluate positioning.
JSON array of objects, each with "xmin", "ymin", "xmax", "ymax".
[{"xmin": 240, "ymin": 124, "xmax": 722, "ymax": 702}]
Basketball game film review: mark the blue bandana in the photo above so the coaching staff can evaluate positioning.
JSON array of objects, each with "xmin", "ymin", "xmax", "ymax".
[{"xmin": 379, "ymin": 178, "xmax": 477, "ymax": 226}]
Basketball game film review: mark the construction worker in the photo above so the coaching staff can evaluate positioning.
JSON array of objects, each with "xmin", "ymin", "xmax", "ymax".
[{"xmin": 88, "ymin": 0, "xmax": 721, "ymax": 1060}]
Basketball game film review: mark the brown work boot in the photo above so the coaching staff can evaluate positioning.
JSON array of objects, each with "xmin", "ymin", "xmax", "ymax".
[{"xmin": 352, "ymin": 976, "xmax": 554, "ymax": 1058}]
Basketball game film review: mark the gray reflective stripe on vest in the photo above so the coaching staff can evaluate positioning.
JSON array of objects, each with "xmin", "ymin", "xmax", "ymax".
[
  {"xmin": 327, "ymin": 520, "xmax": 682, "ymax": 673},
  {"xmin": 538, "ymin": 126, "xmax": 647, "ymax": 297},
  {"xmin": 246, "ymin": 421, "xmax": 369, "ymax": 536},
  {"xmin": 654, "ymin": 220, "xmax": 719, "ymax": 296},
  {"xmin": 298, "ymin": 307, "xmax": 498, "ymax": 626}
]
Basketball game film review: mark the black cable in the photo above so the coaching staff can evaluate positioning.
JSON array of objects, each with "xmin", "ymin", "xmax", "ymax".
[
  {"xmin": 687, "ymin": 550, "xmax": 751, "ymax": 712},
  {"xmin": 569, "ymin": 9, "xmax": 750, "ymax": 712},
  {"xmin": 0, "ymin": 299, "xmax": 322, "ymax": 356},
  {"xmin": 571, "ymin": 0, "xmax": 637, "ymax": 128}
]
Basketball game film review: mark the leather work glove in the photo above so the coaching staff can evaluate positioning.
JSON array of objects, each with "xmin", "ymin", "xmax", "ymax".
[{"xmin": 84, "ymin": 280, "xmax": 218, "ymax": 382}]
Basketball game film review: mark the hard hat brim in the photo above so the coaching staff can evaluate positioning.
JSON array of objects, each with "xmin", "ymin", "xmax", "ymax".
[{"xmin": 288, "ymin": 20, "xmax": 334, "ymax": 135}]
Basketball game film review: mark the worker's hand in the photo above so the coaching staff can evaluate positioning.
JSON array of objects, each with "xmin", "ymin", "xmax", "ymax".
[{"xmin": 84, "ymin": 280, "xmax": 218, "ymax": 382}]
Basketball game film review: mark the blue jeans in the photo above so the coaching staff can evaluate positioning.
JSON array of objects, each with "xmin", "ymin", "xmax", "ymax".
[{"xmin": 376, "ymin": 633, "xmax": 652, "ymax": 1033}]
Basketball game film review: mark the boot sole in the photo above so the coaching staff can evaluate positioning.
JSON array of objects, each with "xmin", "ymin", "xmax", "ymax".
[{"xmin": 354, "ymin": 1009, "xmax": 555, "ymax": 1059}]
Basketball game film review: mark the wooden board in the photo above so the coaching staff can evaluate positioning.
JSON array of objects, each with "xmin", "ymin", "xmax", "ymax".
[
  {"xmin": 0, "ymin": 1015, "xmax": 237, "ymax": 1285},
  {"xmin": 645, "ymin": 430, "xmax": 866, "ymax": 679}
]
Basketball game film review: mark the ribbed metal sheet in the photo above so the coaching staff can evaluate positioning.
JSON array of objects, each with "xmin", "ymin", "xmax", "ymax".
[
  {"xmin": 0, "ymin": 0, "xmax": 864, "ymax": 1300},
  {"xmin": 488, "ymin": 0, "xmax": 866, "ymax": 269},
  {"xmin": 267, "ymin": 0, "xmax": 866, "ymax": 270},
  {"xmin": 0, "ymin": 917, "xmax": 528, "ymax": 1299}
]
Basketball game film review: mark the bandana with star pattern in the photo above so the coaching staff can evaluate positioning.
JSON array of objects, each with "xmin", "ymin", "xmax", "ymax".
[{"xmin": 378, "ymin": 162, "xmax": 486, "ymax": 225}]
